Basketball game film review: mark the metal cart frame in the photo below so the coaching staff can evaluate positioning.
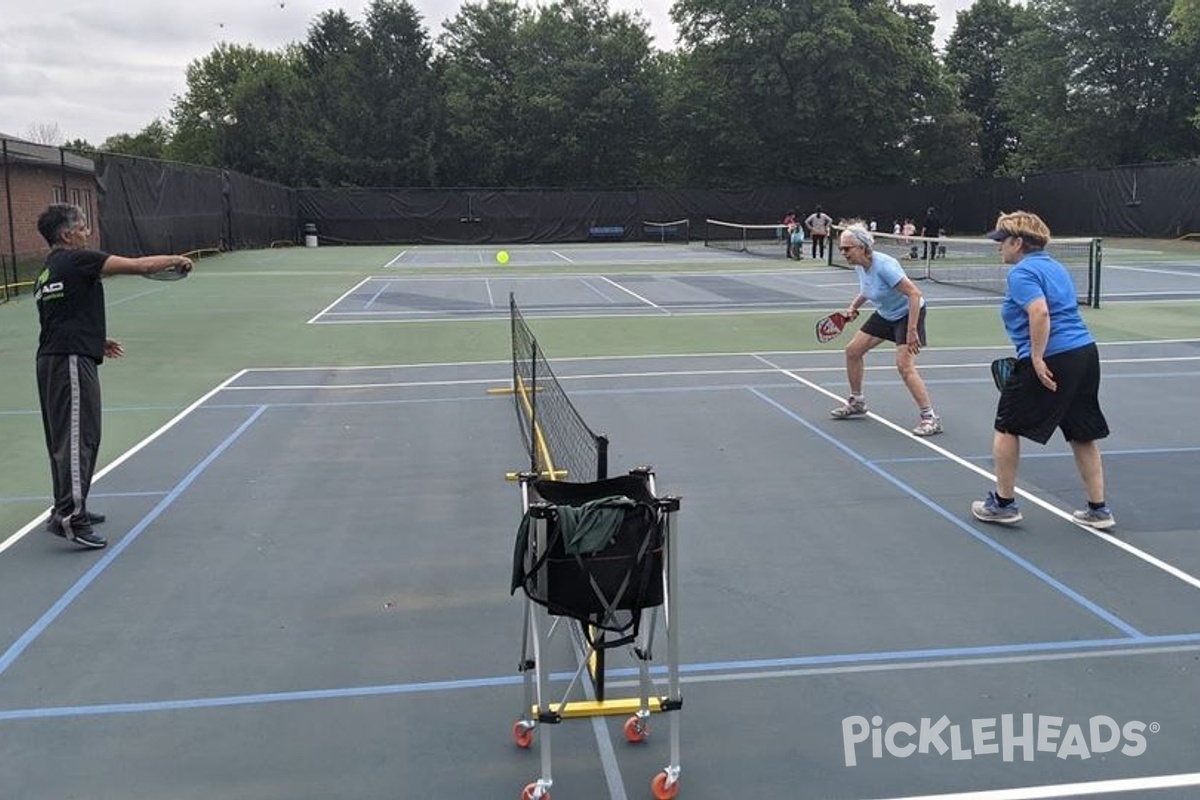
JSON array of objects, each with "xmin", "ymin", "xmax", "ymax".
[{"xmin": 511, "ymin": 468, "xmax": 682, "ymax": 800}]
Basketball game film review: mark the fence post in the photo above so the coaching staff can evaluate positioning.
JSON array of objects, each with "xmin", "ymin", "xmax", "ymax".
[{"xmin": 2, "ymin": 139, "xmax": 17, "ymax": 299}]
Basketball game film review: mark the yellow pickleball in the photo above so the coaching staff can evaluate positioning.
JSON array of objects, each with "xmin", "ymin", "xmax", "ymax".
[{"xmin": 496, "ymin": 250, "xmax": 510, "ymax": 264}]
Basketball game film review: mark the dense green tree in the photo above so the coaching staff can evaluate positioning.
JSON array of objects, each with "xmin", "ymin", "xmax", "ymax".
[
  {"xmin": 295, "ymin": 1, "xmax": 440, "ymax": 186},
  {"xmin": 63, "ymin": 139, "xmax": 97, "ymax": 156},
  {"xmin": 437, "ymin": 1, "xmax": 529, "ymax": 186},
  {"xmin": 944, "ymin": 0, "xmax": 1029, "ymax": 176},
  {"xmin": 167, "ymin": 43, "xmax": 294, "ymax": 170},
  {"xmin": 100, "ymin": 120, "xmax": 171, "ymax": 159},
  {"xmin": 999, "ymin": 0, "xmax": 1200, "ymax": 172},
  {"xmin": 438, "ymin": 0, "xmax": 660, "ymax": 187},
  {"xmin": 129, "ymin": 0, "xmax": 1200, "ymax": 188},
  {"xmin": 1170, "ymin": 0, "xmax": 1200, "ymax": 42},
  {"xmin": 1169, "ymin": 0, "xmax": 1200, "ymax": 130},
  {"xmin": 668, "ymin": 0, "xmax": 977, "ymax": 187},
  {"xmin": 219, "ymin": 48, "xmax": 310, "ymax": 184},
  {"xmin": 356, "ymin": 0, "xmax": 441, "ymax": 185}
]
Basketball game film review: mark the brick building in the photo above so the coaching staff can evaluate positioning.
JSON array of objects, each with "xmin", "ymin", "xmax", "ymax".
[{"xmin": 1, "ymin": 134, "xmax": 98, "ymax": 295}]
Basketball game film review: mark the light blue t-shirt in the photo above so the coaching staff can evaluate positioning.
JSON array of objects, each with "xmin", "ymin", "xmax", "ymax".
[
  {"xmin": 1000, "ymin": 251, "xmax": 1093, "ymax": 359},
  {"xmin": 856, "ymin": 251, "xmax": 922, "ymax": 321}
]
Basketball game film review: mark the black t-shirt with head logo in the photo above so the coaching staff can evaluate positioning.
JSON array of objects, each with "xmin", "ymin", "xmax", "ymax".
[{"xmin": 35, "ymin": 248, "xmax": 109, "ymax": 362}]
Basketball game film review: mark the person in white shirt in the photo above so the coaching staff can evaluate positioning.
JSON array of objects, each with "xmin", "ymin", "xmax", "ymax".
[{"xmin": 804, "ymin": 205, "xmax": 833, "ymax": 259}]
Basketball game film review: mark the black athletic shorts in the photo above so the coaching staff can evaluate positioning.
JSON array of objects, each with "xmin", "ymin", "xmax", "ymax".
[
  {"xmin": 995, "ymin": 342, "xmax": 1109, "ymax": 445},
  {"xmin": 859, "ymin": 307, "xmax": 927, "ymax": 346}
]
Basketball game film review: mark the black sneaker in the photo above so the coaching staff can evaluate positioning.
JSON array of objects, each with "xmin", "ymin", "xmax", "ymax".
[
  {"xmin": 46, "ymin": 511, "xmax": 106, "ymax": 536},
  {"xmin": 66, "ymin": 525, "xmax": 107, "ymax": 549}
]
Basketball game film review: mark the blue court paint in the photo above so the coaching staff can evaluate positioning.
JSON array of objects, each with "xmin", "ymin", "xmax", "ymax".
[
  {"xmin": 0, "ymin": 406, "xmax": 269, "ymax": 680},
  {"xmin": 747, "ymin": 387, "xmax": 1146, "ymax": 639},
  {"xmin": 0, "ymin": 490, "xmax": 168, "ymax": 506},
  {"xmin": 362, "ymin": 283, "xmax": 389, "ymax": 310},
  {"xmin": 2, "ymin": 633, "xmax": 1198, "ymax": 723}
]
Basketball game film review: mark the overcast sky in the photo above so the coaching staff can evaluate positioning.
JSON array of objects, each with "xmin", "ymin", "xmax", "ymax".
[{"xmin": 0, "ymin": 0, "xmax": 973, "ymax": 147}]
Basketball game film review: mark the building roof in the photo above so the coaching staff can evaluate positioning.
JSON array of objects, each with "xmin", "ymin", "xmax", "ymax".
[{"xmin": 1, "ymin": 134, "xmax": 95, "ymax": 174}]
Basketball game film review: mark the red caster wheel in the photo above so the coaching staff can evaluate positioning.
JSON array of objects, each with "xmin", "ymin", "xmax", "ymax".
[
  {"xmin": 623, "ymin": 715, "xmax": 648, "ymax": 743},
  {"xmin": 512, "ymin": 720, "xmax": 534, "ymax": 749},
  {"xmin": 651, "ymin": 771, "xmax": 680, "ymax": 799},
  {"xmin": 521, "ymin": 781, "xmax": 550, "ymax": 800}
]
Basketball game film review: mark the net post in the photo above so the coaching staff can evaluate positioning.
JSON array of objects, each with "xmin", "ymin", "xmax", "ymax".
[
  {"xmin": 509, "ymin": 292, "xmax": 517, "ymax": 390},
  {"xmin": 596, "ymin": 435, "xmax": 609, "ymax": 481},
  {"xmin": 529, "ymin": 337, "xmax": 540, "ymax": 476},
  {"xmin": 1091, "ymin": 238, "xmax": 1102, "ymax": 309}
]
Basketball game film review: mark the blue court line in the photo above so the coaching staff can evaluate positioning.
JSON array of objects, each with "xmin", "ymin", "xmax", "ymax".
[
  {"xmin": 0, "ymin": 406, "xmax": 268, "ymax": 681},
  {"xmin": 0, "ymin": 404, "xmax": 187, "ymax": 417},
  {"xmin": 655, "ymin": 632, "xmax": 1200, "ymax": 677},
  {"xmin": 362, "ymin": 283, "xmax": 390, "ymax": 310},
  {"xmin": 2, "ymin": 633, "xmax": 1198, "ymax": 723},
  {"xmin": 747, "ymin": 387, "xmax": 1146, "ymax": 639},
  {"xmin": 0, "ymin": 490, "xmax": 168, "ymax": 506}
]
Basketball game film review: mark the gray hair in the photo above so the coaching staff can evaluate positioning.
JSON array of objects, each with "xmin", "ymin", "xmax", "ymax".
[
  {"xmin": 839, "ymin": 219, "xmax": 874, "ymax": 251},
  {"xmin": 36, "ymin": 203, "xmax": 86, "ymax": 247}
]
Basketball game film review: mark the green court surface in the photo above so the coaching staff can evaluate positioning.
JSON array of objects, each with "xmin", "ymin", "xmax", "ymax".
[
  {"xmin": 1, "ymin": 239, "xmax": 1197, "ymax": 542},
  {"xmin": 2, "ymin": 239, "xmax": 1200, "ymax": 799}
]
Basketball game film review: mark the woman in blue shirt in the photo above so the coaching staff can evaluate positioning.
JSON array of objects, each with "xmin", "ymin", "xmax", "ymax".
[
  {"xmin": 830, "ymin": 222, "xmax": 942, "ymax": 436},
  {"xmin": 971, "ymin": 211, "xmax": 1114, "ymax": 529}
]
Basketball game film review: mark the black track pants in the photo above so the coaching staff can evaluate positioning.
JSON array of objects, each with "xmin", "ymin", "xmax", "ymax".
[{"xmin": 36, "ymin": 354, "xmax": 102, "ymax": 523}]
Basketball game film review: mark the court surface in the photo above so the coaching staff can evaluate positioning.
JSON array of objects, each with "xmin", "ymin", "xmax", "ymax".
[
  {"xmin": 314, "ymin": 240, "xmax": 1200, "ymax": 323},
  {"xmin": 1, "ymin": 240, "xmax": 1199, "ymax": 800}
]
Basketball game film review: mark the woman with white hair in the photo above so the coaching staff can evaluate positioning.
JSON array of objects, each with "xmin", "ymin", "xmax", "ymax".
[{"xmin": 829, "ymin": 221, "xmax": 942, "ymax": 436}]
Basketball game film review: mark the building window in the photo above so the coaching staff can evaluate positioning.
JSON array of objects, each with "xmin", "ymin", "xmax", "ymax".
[{"xmin": 52, "ymin": 186, "xmax": 65, "ymax": 204}]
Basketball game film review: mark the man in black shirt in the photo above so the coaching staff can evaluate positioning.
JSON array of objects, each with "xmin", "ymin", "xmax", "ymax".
[
  {"xmin": 921, "ymin": 206, "xmax": 943, "ymax": 260},
  {"xmin": 35, "ymin": 203, "xmax": 193, "ymax": 549}
]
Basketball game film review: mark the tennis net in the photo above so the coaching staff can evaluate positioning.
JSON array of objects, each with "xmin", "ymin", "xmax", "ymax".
[
  {"xmin": 828, "ymin": 228, "xmax": 1102, "ymax": 307},
  {"xmin": 642, "ymin": 218, "xmax": 690, "ymax": 244},
  {"xmin": 703, "ymin": 218, "xmax": 789, "ymax": 257},
  {"xmin": 511, "ymin": 293, "xmax": 608, "ymax": 482}
]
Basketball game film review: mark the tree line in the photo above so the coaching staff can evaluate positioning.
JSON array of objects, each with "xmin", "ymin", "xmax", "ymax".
[{"xmin": 65, "ymin": 0, "xmax": 1200, "ymax": 190}]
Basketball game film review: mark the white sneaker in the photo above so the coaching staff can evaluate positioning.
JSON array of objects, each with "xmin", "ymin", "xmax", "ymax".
[
  {"xmin": 830, "ymin": 397, "xmax": 868, "ymax": 419},
  {"xmin": 913, "ymin": 416, "xmax": 943, "ymax": 436}
]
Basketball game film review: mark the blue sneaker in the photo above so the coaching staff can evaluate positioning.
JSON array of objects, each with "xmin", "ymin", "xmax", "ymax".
[
  {"xmin": 1072, "ymin": 506, "xmax": 1115, "ymax": 530},
  {"xmin": 971, "ymin": 491, "xmax": 1022, "ymax": 525}
]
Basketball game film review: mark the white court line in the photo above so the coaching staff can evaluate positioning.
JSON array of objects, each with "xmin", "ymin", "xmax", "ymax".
[
  {"xmin": 868, "ymin": 772, "xmax": 1200, "ymax": 799},
  {"xmin": 382, "ymin": 250, "xmax": 407, "ymax": 268},
  {"xmin": 596, "ymin": 275, "xmax": 668, "ymax": 313},
  {"xmin": 483, "ymin": 278, "xmax": 495, "ymax": 308},
  {"xmin": 218, "ymin": 339, "xmax": 1200, "ymax": 373},
  {"xmin": 578, "ymin": 276, "xmax": 621, "ymax": 303},
  {"xmin": 225, "ymin": 377, "xmax": 514, "ymax": 391},
  {"xmin": 108, "ymin": 287, "xmax": 166, "ymax": 306},
  {"xmin": 306, "ymin": 276, "xmax": 373, "ymax": 324},
  {"xmin": 752, "ymin": 353, "xmax": 1200, "ymax": 592},
  {"xmin": 1107, "ymin": 264, "xmax": 1200, "ymax": 278},
  {"xmin": 0, "ymin": 373, "xmax": 247, "ymax": 556},
  {"xmin": 550, "ymin": 250, "xmax": 575, "ymax": 263}
]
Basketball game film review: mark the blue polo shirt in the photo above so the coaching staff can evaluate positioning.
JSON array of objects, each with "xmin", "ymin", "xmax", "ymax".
[
  {"xmin": 1000, "ymin": 250, "xmax": 1093, "ymax": 359},
  {"xmin": 856, "ymin": 251, "xmax": 922, "ymax": 321}
]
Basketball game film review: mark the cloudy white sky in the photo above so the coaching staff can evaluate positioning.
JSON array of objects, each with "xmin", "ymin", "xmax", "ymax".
[{"xmin": 0, "ymin": 0, "xmax": 973, "ymax": 147}]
